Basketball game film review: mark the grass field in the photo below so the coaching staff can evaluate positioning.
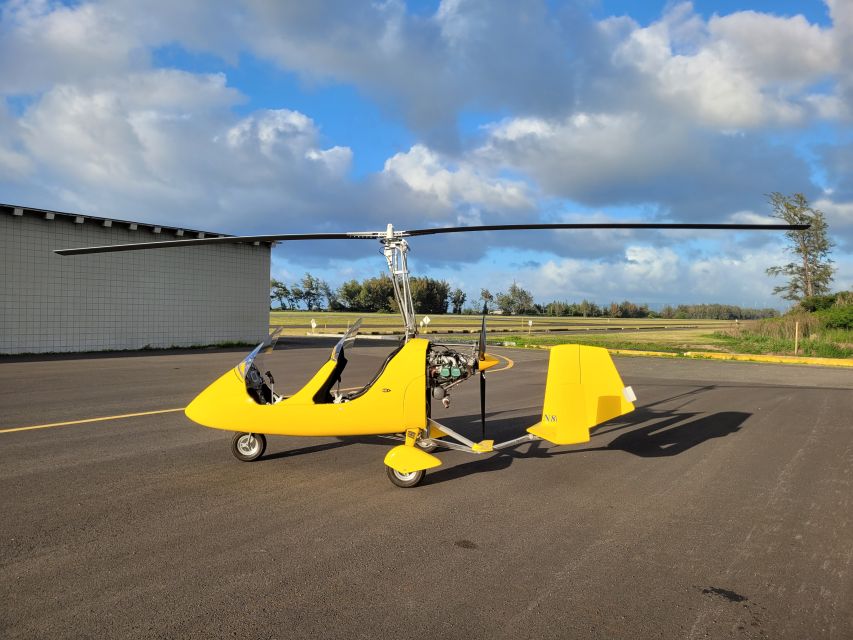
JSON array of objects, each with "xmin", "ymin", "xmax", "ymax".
[
  {"xmin": 270, "ymin": 311, "xmax": 733, "ymax": 353},
  {"xmin": 270, "ymin": 310, "xmax": 852, "ymax": 358},
  {"xmin": 270, "ymin": 310, "xmax": 729, "ymax": 334},
  {"xmin": 500, "ymin": 329, "xmax": 729, "ymax": 353}
]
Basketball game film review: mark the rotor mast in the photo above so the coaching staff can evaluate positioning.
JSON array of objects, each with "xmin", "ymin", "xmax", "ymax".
[{"xmin": 381, "ymin": 224, "xmax": 417, "ymax": 340}]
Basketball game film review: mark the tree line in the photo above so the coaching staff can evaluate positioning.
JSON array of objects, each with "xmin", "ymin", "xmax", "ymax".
[
  {"xmin": 271, "ymin": 274, "xmax": 466, "ymax": 314},
  {"xmin": 272, "ymin": 276, "xmax": 777, "ymax": 319}
]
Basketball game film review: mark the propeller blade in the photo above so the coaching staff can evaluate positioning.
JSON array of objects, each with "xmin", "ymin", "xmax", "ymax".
[
  {"xmin": 479, "ymin": 308, "xmax": 487, "ymax": 439},
  {"xmin": 480, "ymin": 370, "xmax": 486, "ymax": 442},
  {"xmin": 478, "ymin": 312, "xmax": 487, "ymax": 361},
  {"xmin": 404, "ymin": 222, "xmax": 809, "ymax": 236}
]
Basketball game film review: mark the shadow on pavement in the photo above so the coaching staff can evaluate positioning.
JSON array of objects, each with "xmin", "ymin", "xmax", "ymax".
[
  {"xmin": 596, "ymin": 411, "xmax": 750, "ymax": 457},
  {"xmin": 260, "ymin": 440, "xmax": 353, "ymax": 461},
  {"xmin": 422, "ymin": 408, "xmax": 752, "ymax": 483}
]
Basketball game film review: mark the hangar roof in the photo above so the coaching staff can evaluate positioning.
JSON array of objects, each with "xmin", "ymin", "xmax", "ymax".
[{"xmin": 1, "ymin": 202, "xmax": 235, "ymax": 240}]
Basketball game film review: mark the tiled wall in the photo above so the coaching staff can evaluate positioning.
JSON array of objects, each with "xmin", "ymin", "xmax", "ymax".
[{"xmin": 1, "ymin": 212, "xmax": 270, "ymax": 354}]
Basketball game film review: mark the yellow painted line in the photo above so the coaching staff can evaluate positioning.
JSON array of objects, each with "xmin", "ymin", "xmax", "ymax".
[
  {"xmin": 608, "ymin": 349, "xmax": 680, "ymax": 358},
  {"xmin": 684, "ymin": 351, "xmax": 853, "ymax": 368},
  {"xmin": 490, "ymin": 343, "xmax": 852, "ymax": 367},
  {"xmin": 2, "ymin": 355, "xmax": 516, "ymax": 435},
  {"xmin": 0, "ymin": 408, "xmax": 185, "ymax": 434},
  {"xmin": 489, "ymin": 353, "xmax": 515, "ymax": 373}
]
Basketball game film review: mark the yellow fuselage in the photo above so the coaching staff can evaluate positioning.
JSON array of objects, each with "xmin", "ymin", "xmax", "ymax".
[{"xmin": 185, "ymin": 338, "xmax": 429, "ymax": 437}]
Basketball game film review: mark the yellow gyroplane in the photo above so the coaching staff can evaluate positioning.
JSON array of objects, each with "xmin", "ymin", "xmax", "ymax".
[{"xmin": 56, "ymin": 220, "xmax": 806, "ymax": 487}]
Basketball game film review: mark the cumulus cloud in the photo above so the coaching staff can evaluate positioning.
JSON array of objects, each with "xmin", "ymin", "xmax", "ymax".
[
  {"xmin": 6, "ymin": 69, "xmax": 360, "ymax": 233},
  {"xmin": 225, "ymin": 0, "xmax": 850, "ymax": 136},
  {"xmin": 240, "ymin": 0, "xmax": 583, "ymax": 146},
  {"xmin": 0, "ymin": 0, "xmax": 147, "ymax": 94},
  {"xmin": 476, "ymin": 111, "xmax": 814, "ymax": 218},
  {"xmin": 610, "ymin": 4, "xmax": 839, "ymax": 128},
  {"xmin": 0, "ymin": 100, "xmax": 32, "ymax": 176},
  {"xmin": 826, "ymin": 0, "xmax": 853, "ymax": 117},
  {"xmin": 0, "ymin": 0, "xmax": 850, "ymax": 302},
  {"xmin": 502, "ymin": 243, "xmax": 796, "ymax": 307},
  {"xmin": 382, "ymin": 144, "xmax": 531, "ymax": 211},
  {"xmin": 814, "ymin": 197, "xmax": 853, "ymax": 252}
]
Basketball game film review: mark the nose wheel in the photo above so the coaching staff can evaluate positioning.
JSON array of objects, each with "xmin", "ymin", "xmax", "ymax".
[
  {"xmin": 231, "ymin": 432, "xmax": 267, "ymax": 462},
  {"xmin": 385, "ymin": 465, "xmax": 425, "ymax": 488}
]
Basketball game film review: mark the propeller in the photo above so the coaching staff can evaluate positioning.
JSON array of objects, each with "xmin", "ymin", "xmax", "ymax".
[
  {"xmin": 478, "ymin": 305, "xmax": 487, "ymax": 441},
  {"xmin": 54, "ymin": 222, "xmax": 810, "ymax": 255}
]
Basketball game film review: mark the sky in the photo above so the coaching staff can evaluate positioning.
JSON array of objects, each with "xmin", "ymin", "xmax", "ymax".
[{"xmin": 1, "ymin": 0, "xmax": 852, "ymax": 310}]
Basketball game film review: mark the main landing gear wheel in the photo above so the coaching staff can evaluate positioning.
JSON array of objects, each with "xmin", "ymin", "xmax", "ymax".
[
  {"xmin": 386, "ymin": 465, "xmax": 425, "ymax": 488},
  {"xmin": 416, "ymin": 439, "xmax": 439, "ymax": 453},
  {"xmin": 231, "ymin": 432, "xmax": 266, "ymax": 462}
]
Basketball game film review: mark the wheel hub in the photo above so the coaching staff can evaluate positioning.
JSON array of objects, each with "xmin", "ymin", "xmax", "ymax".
[{"xmin": 237, "ymin": 435, "xmax": 259, "ymax": 456}]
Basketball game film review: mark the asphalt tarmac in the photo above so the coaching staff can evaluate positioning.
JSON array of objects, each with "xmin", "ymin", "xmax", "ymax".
[{"xmin": 1, "ymin": 340, "xmax": 851, "ymax": 639}]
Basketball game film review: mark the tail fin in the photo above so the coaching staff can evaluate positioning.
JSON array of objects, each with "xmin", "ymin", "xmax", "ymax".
[{"xmin": 527, "ymin": 344, "xmax": 635, "ymax": 445}]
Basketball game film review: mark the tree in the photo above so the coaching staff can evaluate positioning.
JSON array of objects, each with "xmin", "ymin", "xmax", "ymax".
[
  {"xmin": 765, "ymin": 192, "xmax": 835, "ymax": 301},
  {"xmin": 511, "ymin": 283, "xmax": 534, "ymax": 315},
  {"xmin": 288, "ymin": 285, "xmax": 303, "ymax": 310},
  {"xmin": 270, "ymin": 278, "xmax": 290, "ymax": 310},
  {"xmin": 578, "ymin": 299, "xmax": 597, "ymax": 318},
  {"xmin": 337, "ymin": 280, "xmax": 363, "ymax": 311},
  {"xmin": 319, "ymin": 279, "xmax": 337, "ymax": 310},
  {"xmin": 300, "ymin": 273, "xmax": 322, "ymax": 311},
  {"xmin": 479, "ymin": 289, "xmax": 495, "ymax": 313},
  {"xmin": 496, "ymin": 282, "xmax": 535, "ymax": 315},
  {"xmin": 449, "ymin": 288, "xmax": 467, "ymax": 314},
  {"xmin": 544, "ymin": 301, "xmax": 569, "ymax": 316},
  {"xmin": 358, "ymin": 275, "xmax": 396, "ymax": 312},
  {"xmin": 411, "ymin": 277, "xmax": 450, "ymax": 314}
]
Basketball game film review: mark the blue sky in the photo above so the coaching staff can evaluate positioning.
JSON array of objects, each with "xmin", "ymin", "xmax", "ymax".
[{"xmin": 1, "ymin": 0, "xmax": 851, "ymax": 309}]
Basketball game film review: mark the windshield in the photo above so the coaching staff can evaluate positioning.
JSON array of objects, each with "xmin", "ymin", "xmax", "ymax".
[
  {"xmin": 236, "ymin": 327, "xmax": 283, "ymax": 379},
  {"xmin": 332, "ymin": 318, "xmax": 362, "ymax": 361}
]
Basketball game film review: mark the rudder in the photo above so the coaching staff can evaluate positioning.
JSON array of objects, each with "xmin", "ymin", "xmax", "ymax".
[{"xmin": 527, "ymin": 344, "xmax": 635, "ymax": 445}]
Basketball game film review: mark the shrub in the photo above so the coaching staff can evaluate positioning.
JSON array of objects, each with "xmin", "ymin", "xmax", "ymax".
[
  {"xmin": 736, "ymin": 313, "xmax": 820, "ymax": 339},
  {"xmin": 799, "ymin": 294, "xmax": 838, "ymax": 312},
  {"xmin": 833, "ymin": 291, "xmax": 853, "ymax": 307},
  {"xmin": 817, "ymin": 306, "xmax": 853, "ymax": 330}
]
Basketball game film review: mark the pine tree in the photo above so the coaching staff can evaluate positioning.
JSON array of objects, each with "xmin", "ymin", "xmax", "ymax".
[{"xmin": 765, "ymin": 192, "xmax": 834, "ymax": 301}]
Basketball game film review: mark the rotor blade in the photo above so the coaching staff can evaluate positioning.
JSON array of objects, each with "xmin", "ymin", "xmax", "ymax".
[
  {"xmin": 480, "ymin": 371, "xmax": 486, "ymax": 442},
  {"xmin": 55, "ymin": 221, "xmax": 809, "ymax": 255},
  {"xmin": 404, "ymin": 222, "xmax": 809, "ymax": 236},
  {"xmin": 54, "ymin": 231, "xmax": 383, "ymax": 256}
]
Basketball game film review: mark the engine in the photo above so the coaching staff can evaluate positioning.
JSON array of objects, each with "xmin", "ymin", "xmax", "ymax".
[{"xmin": 427, "ymin": 346, "xmax": 477, "ymax": 401}]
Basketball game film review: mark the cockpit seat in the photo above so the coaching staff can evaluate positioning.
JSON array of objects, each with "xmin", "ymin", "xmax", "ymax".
[{"xmin": 312, "ymin": 353, "xmax": 348, "ymax": 404}]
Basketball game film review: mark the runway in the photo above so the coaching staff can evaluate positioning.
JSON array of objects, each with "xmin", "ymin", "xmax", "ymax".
[{"xmin": 1, "ymin": 340, "xmax": 851, "ymax": 639}]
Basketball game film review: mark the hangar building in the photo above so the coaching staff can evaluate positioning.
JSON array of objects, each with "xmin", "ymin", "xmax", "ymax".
[{"xmin": 1, "ymin": 204, "xmax": 271, "ymax": 355}]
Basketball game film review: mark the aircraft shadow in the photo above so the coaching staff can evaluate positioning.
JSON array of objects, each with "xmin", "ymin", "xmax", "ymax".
[
  {"xmin": 257, "ymin": 407, "xmax": 749, "ymax": 481},
  {"xmin": 559, "ymin": 410, "xmax": 751, "ymax": 458},
  {"xmin": 422, "ymin": 409, "xmax": 751, "ymax": 484},
  {"xmin": 260, "ymin": 440, "xmax": 353, "ymax": 461},
  {"xmin": 265, "ymin": 377, "xmax": 749, "ymax": 478}
]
